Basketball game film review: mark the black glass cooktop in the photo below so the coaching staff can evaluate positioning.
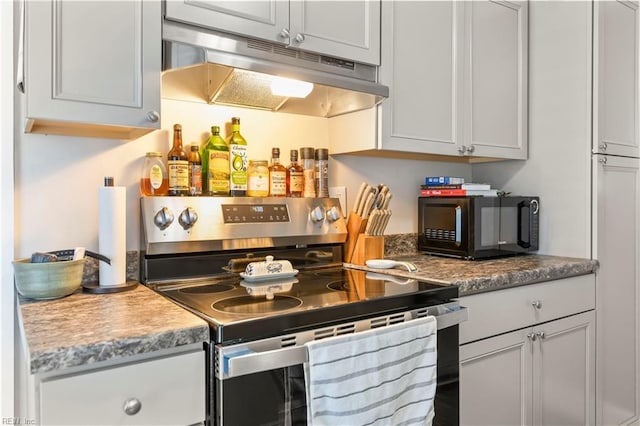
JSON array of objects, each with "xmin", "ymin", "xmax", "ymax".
[{"xmin": 159, "ymin": 267, "xmax": 457, "ymax": 344}]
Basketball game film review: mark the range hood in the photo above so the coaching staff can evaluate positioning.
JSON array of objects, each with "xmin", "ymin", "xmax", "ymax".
[{"xmin": 162, "ymin": 21, "xmax": 388, "ymax": 118}]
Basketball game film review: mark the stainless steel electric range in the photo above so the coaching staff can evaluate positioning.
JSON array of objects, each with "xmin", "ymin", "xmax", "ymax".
[{"xmin": 140, "ymin": 196, "xmax": 467, "ymax": 426}]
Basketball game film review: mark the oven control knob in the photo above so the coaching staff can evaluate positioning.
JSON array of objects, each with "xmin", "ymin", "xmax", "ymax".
[
  {"xmin": 178, "ymin": 207, "xmax": 198, "ymax": 230},
  {"xmin": 326, "ymin": 206, "xmax": 341, "ymax": 222},
  {"xmin": 310, "ymin": 206, "xmax": 326, "ymax": 223},
  {"xmin": 153, "ymin": 207, "xmax": 174, "ymax": 230}
]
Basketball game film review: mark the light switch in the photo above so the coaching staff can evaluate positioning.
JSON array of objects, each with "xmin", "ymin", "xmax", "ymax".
[{"xmin": 329, "ymin": 186, "xmax": 347, "ymax": 217}]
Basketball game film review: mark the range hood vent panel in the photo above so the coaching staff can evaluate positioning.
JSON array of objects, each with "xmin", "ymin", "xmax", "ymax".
[{"xmin": 161, "ymin": 20, "xmax": 388, "ymax": 118}]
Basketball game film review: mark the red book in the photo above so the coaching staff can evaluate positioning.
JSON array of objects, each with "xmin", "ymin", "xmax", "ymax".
[{"xmin": 420, "ymin": 188, "xmax": 499, "ymax": 197}]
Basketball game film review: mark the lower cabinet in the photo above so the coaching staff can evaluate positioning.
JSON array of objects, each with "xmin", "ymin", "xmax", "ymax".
[
  {"xmin": 26, "ymin": 346, "xmax": 206, "ymax": 426},
  {"xmin": 459, "ymin": 275, "xmax": 596, "ymax": 425},
  {"xmin": 460, "ymin": 311, "xmax": 595, "ymax": 425}
]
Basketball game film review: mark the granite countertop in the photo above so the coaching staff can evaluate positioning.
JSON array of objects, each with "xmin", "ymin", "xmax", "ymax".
[
  {"xmin": 344, "ymin": 254, "xmax": 598, "ymax": 296},
  {"xmin": 19, "ymin": 284, "xmax": 209, "ymax": 374}
]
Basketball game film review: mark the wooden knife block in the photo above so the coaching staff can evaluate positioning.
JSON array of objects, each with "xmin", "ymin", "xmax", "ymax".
[
  {"xmin": 350, "ymin": 235, "xmax": 384, "ymax": 266},
  {"xmin": 344, "ymin": 212, "xmax": 368, "ymax": 263}
]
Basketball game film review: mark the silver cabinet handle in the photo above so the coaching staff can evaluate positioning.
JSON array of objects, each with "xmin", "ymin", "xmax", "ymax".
[
  {"xmin": 599, "ymin": 142, "xmax": 608, "ymax": 152},
  {"xmin": 599, "ymin": 157, "xmax": 607, "ymax": 165},
  {"xmin": 536, "ymin": 331, "xmax": 545, "ymax": 340},
  {"xmin": 146, "ymin": 111, "xmax": 160, "ymax": 123},
  {"xmin": 294, "ymin": 33, "xmax": 305, "ymax": 43},
  {"xmin": 279, "ymin": 28, "xmax": 290, "ymax": 39},
  {"xmin": 123, "ymin": 398, "xmax": 142, "ymax": 415},
  {"xmin": 458, "ymin": 145, "xmax": 467, "ymax": 154},
  {"xmin": 527, "ymin": 333, "xmax": 537, "ymax": 341},
  {"xmin": 531, "ymin": 300, "xmax": 542, "ymax": 309},
  {"xmin": 466, "ymin": 145, "xmax": 475, "ymax": 154}
]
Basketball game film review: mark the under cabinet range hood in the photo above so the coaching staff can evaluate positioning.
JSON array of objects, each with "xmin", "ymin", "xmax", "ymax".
[{"xmin": 162, "ymin": 21, "xmax": 388, "ymax": 118}]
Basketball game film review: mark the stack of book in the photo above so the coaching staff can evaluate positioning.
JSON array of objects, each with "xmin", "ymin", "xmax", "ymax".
[{"xmin": 420, "ymin": 176, "xmax": 499, "ymax": 197}]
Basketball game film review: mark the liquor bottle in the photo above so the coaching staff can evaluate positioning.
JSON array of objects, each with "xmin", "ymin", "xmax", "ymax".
[
  {"xmin": 269, "ymin": 148, "xmax": 287, "ymax": 197},
  {"xmin": 202, "ymin": 126, "xmax": 230, "ymax": 196},
  {"xmin": 227, "ymin": 117, "xmax": 248, "ymax": 196},
  {"xmin": 287, "ymin": 149, "xmax": 304, "ymax": 197},
  {"xmin": 167, "ymin": 124, "xmax": 189, "ymax": 196},
  {"xmin": 188, "ymin": 145, "xmax": 202, "ymax": 196}
]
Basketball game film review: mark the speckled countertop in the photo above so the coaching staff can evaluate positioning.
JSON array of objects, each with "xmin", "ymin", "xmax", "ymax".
[
  {"xmin": 345, "ymin": 253, "xmax": 598, "ymax": 296},
  {"xmin": 18, "ymin": 284, "xmax": 209, "ymax": 374}
]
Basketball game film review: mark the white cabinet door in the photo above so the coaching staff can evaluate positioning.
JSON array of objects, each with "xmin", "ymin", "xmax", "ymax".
[
  {"xmin": 379, "ymin": 0, "xmax": 527, "ymax": 161},
  {"xmin": 461, "ymin": 311, "xmax": 595, "ymax": 426},
  {"xmin": 165, "ymin": 0, "xmax": 380, "ymax": 65},
  {"xmin": 165, "ymin": 0, "xmax": 290, "ymax": 44},
  {"xmin": 460, "ymin": 328, "xmax": 533, "ymax": 426},
  {"xmin": 24, "ymin": 0, "xmax": 161, "ymax": 139},
  {"xmin": 593, "ymin": 0, "xmax": 640, "ymax": 158},
  {"xmin": 533, "ymin": 311, "xmax": 595, "ymax": 426},
  {"xmin": 593, "ymin": 154, "xmax": 640, "ymax": 425},
  {"xmin": 463, "ymin": 0, "xmax": 528, "ymax": 159},
  {"xmin": 379, "ymin": 1, "xmax": 463, "ymax": 157},
  {"xmin": 289, "ymin": 0, "xmax": 380, "ymax": 65}
]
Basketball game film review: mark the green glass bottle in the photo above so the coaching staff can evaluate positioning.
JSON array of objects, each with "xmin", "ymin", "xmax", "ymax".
[
  {"xmin": 202, "ymin": 126, "xmax": 230, "ymax": 196},
  {"xmin": 227, "ymin": 117, "xmax": 248, "ymax": 196}
]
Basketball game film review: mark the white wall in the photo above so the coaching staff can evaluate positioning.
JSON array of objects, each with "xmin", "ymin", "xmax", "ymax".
[
  {"xmin": 14, "ymin": 97, "xmax": 471, "ymax": 258},
  {"xmin": 1, "ymin": 0, "xmax": 15, "ymax": 418},
  {"xmin": 472, "ymin": 0, "xmax": 592, "ymax": 258}
]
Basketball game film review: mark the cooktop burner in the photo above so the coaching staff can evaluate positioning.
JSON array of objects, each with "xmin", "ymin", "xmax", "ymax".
[
  {"xmin": 212, "ymin": 295, "xmax": 303, "ymax": 314},
  {"xmin": 158, "ymin": 267, "xmax": 457, "ymax": 343}
]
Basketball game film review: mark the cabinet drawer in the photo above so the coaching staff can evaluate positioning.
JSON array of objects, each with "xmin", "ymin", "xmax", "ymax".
[
  {"xmin": 40, "ymin": 350, "xmax": 205, "ymax": 425},
  {"xmin": 459, "ymin": 274, "xmax": 595, "ymax": 344}
]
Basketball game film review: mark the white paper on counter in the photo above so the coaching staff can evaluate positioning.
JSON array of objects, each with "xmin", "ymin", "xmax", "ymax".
[{"xmin": 98, "ymin": 186, "xmax": 126, "ymax": 287}]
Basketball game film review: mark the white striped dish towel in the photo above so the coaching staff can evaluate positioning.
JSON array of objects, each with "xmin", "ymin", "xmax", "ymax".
[{"xmin": 304, "ymin": 316, "xmax": 437, "ymax": 426}]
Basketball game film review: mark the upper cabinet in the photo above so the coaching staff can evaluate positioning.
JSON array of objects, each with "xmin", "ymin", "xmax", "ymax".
[
  {"xmin": 593, "ymin": 0, "xmax": 640, "ymax": 158},
  {"xmin": 164, "ymin": 0, "xmax": 381, "ymax": 65},
  {"xmin": 333, "ymin": 0, "xmax": 527, "ymax": 162},
  {"xmin": 22, "ymin": 0, "xmax": 161, "ymax": 140}
]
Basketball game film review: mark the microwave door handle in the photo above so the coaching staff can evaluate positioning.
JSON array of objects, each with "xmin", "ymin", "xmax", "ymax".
[
  {"xmin": 517, "ymin": 201, "xmax": 531, "ymax": 248},
  {"xmin": 455, "ymin": 205, "xmax": 462, "ymax": 245}
]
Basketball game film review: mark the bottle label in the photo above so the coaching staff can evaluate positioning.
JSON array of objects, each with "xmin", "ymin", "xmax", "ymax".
[
  {"xmin": 270, "ymin": 171, "xmax": 287, "ymax": 196},
  {"xmin": 168, "ymin": 160, "xmax": 189, "ymax": 192},
  {"xmin": 208, "ymin": 150, "xmax": 230, "ymax": 194},
  {"xmin": 248, "ymin": 170, "xmax": 269, "ymax": 195},
  {"xmin": 189, "ymin": 164, "xmax": 202, "ymax": 195},
  {"xmin": 149, "ymin": 164, "xmax": 163, "ymax": 189},
  {"xmin": 230, "ymin": 145, "xmax": 248, "ymax": 191},
  {"xmin": 290, "ymin": 172, "xmax": 304, "ymax": 193}
]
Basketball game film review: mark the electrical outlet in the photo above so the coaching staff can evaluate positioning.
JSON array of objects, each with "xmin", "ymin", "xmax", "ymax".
[{"xmin": 329, "ymin": 186, "xmax": 347, "ymax": 216}]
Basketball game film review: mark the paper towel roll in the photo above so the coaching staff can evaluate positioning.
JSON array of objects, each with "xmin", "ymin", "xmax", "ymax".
[{"xmin": 98, "ymin": 185, "xmax": 126, "ymax": 287}]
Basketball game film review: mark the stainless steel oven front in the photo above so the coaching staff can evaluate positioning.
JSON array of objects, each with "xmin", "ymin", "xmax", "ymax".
[
  {"xmin": 212, "ymin": 301, "xmax": 466, "ymax": 426},
  {"xmin": 140, "ymin": 196, "xmax": 467, "ymax": 426}
]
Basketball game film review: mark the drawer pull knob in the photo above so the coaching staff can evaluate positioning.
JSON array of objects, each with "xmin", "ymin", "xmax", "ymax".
[
  {"xmin": 527, "ymin": 333, "xmax": 537, "ymax": 341},
  {"xmin": 531, "ymin": 300, "xmax": 542, "ymax": 309},
  {"xmin": 536, "ymin": 331, "xmax": 545, "ymax": 340},
  {"xmin": 123, "ymin": 398, "xmax": 142, "ymax": 415}
]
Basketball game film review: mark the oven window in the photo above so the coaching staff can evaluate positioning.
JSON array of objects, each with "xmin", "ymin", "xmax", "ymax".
[{"xmin": 218, "ymin": 366, "xmax": 307, "ymax": 426}]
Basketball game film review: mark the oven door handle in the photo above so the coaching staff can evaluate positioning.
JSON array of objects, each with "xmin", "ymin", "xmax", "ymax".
[{"xmin": 217, "ymin": 304, "xmax": 468, "ymax": 380}]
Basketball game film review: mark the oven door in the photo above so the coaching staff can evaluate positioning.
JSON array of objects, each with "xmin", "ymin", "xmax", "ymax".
[{"xmin": 211, "ymin": 302, "xmax": 468, "ymax": 426}]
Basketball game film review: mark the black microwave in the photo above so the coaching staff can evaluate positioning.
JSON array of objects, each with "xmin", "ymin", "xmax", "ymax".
[{"xmin": 417, "ymin": 196, "xmax": 540, "ymax": 260}]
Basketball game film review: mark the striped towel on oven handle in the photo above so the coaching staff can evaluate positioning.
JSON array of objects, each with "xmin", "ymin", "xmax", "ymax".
[{"xmin": 304, "ymin": 316, "xmax": 438, "ymax": 426}]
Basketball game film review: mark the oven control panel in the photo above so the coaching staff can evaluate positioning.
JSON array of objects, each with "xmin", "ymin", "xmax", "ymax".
[
  {"xmin": 141, "ymin": 197, "xmax": 347, "ymax": 255},
  {"xmin": 221, "ymin": 204, "xmax": 290, "ymax": 223}
]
